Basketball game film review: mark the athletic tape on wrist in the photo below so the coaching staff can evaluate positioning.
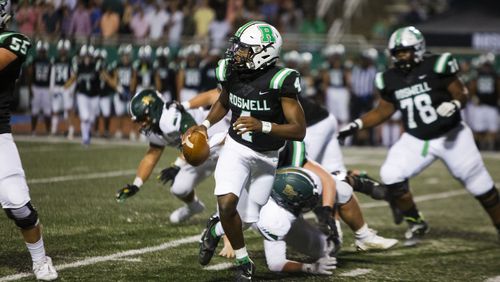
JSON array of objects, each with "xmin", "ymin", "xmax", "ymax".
[
  {"xmin": 133, "ymin": 177, "xmax": 143, "ymax": 188},
  {"xmin": 262, "ymin": 121, "xmax": 272, "ymax": 134},
  {"xmin": 202, "ymin": 120, "xmax": 211, "ymax": 129}
]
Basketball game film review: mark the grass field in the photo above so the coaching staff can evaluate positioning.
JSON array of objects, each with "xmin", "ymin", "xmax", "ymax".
[{"xmin": 1, "ymin": 137, "xmax": 499, "ymax": 282}]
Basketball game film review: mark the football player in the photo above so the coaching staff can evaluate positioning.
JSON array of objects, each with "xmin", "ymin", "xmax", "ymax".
[
  {"xmin": 338, "ymin": 26, "xmax": 500, "ymax": 245},
  {"xmin": 188, "ymin": 21, "xmax": 306, "ymax": 280},
  {"xmin": 115, "ymin": 89, "xmax": 229, "ymax": 224},
  {"xmin": 112, "ymin": 44, "xmax": 136, "ymax": 139},
  {"xmin": 50, "ymin": 39, "xmax": 75, "ymax": 137},
  {"xmin": 94, "ymin": 48, "xmax": 115, "ymax": 138},
  {"xmin": 28, "ymin": 40, "xmax": 52, "ymax": 135},
  {"xmin": 176, "ymin": 44, "xmax": 203, "ymax": 102},
  {"xmin": 67, "ymin": 44, "xmax": 99, "ymax": 145},
  {"xmin": 153, "ymin": 46, "xmax": 176, "ymax": 102},
  {"xmin": 0, "ymin": 1, "xmax": 58, "ymax": 280}
]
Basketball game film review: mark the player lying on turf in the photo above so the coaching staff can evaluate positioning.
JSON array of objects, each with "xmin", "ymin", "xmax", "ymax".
[
  {"xmin": 115, "ymin": 89, "xmax": 229, "ymax": 223},
  {"xmin": 200, "ymin": 141, "xmax": 398, "ymax": 274}
]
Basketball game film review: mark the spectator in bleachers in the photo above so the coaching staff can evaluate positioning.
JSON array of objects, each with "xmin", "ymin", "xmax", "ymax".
[
  {"xmin": 38, "ymin": 2, "xmax": 61, "ymax": 35},
  {"xmin": 299, "ymin": 8, "xmax": 326, "ymax": 35},
  {"xmin": 89, "ymin": 0, "xmax": 102, "ymax": 35},
  {"xmin": 349, "ymin": 48, "xmax": 378, "ymax": 146},
  {"xmin": 100, "ymin": 5, "xmax": 120, "ymax": 39},
  {"xmin": 147, "ymin": 2, "xmax": 169, "ymax": 41},
  {"xmin": 260, "ymin": 0, "xmax": 279, "ymax": 26},
  {"xmin": 15, "ymin": 0, "xmax": 38, "ymax": 36},
  {"xmin": 278, "ymin": 0, "xmax": 303, "ymax": 33},
  {"xmin": 130, "ymin": 6, "xmax": 149, "ymax": 39},
  {"xmin": 193, "ymin": 0, "xmax": 214, "ymax": 39},
  {"xmin": 119, "ymin": 0, "xmax": 133, "ymax": 35},
  {"xmin": 60, "ymin": 4, "xmax": 73, "ymax": 36},
  {"xmin": 68, "ymin": 0, "xmax": 92, "ymax": 38},
  {"xmin": 168, "ymin": 0, "xmax": 184, "ymax": 49},
  {"xmin": 208, "ymin": 8, "xmax": 230, "ymax": 50}
]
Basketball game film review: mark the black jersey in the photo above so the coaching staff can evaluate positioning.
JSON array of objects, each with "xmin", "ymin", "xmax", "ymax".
[
  {"xmin": 52, "ymin": 57, "xmax": 72, "ymax": 86},
  {"xmin": 277, "ymin": 141, "xmax": 307, "ymax": 168},
  {"xmin": 324, "ymin": 63, "xmax": 347, "ymax": 88},
  {"xmin": 183, "ymin": 67, "xmax": 202, "ymax": 91},
  {"xmin": 0, "ymin": 31, "xmax": 31, "ymax": 134},
  {"xmin": 299, "ymin": 95, "xmax": 329, "ymax": 126},
  {"xmin": 475, "ymin": 70, "xmax": 498, "ymax": 106},
  {"xmin": 95, "ymin": 58, "xmax": 114, "ymax": 96},
  {"xmin": 376, "ymin": 53, "xmax": 461, "ymax": 140},
  {"xmin": 153, "ymin": 61, "xmax": 176, "ymax": 96},
  {"xmin": 31, "ymin": 57, "xmax": 51, "ymax": 87},
  {"xmin": 200, "ymin": 60, "xmax": 218, "ymax": 91},
  {"xmin": 217, "ymin": 59, "xmax": 301, "ymax": 152},
  {"xmin": 74, "ymin": 60, "xmax": 98, "ymax": 96},
  {"xmin": 114, "ymin": 62, "xmax": 134, "ymax": 92},
  {"xmin": 134, "ymin": 60, "xmax": 154, "ymax": 90}
]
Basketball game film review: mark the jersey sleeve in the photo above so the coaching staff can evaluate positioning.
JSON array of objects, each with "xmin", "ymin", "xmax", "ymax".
[
  {"xmin": 0, "ymin": 32, "xmax": 31, "ymax": 61},
  {"xmin": 278, "ymin": 141, "xmax": 307, "ymax": 168},
  {"xmin": 215, "ymin": 58, "xmax": 230, "ymax": 89},
  {"xmin": 374, "ymin": 71, "xmax": 393, "ymax": 103},
  {"xmin": 270, "ymin": 68, "xmax": 301, "ymax": 99},
  {"xmin": 433, "ymin": 52, "xmax": 459, "ymax": 86}
]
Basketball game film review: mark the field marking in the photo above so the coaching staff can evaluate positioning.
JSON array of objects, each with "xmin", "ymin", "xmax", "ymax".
[
  {"xmin": 27, "ymin": 170, "xmax": 137, "ymax": 184},
  {"xmin": 204, "ymin": 262, "xmax": 234, "ymax": 271},
  {"xmin": 0, "ymin": 235, "xmax": 199, "ymax": 282},
  {"xmin": 339, "ymin": 268, "xmax": 372, "ymax": 277},
  {"xmin": 485, "ymin": 276, "xmax": 500, "ymax": 282}
]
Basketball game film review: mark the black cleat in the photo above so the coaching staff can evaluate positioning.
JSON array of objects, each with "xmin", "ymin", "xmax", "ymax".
[
  {"xmin": 404, "ymin": 220, "xmax": 429, "ymax": 247},
  {"xmin": 235, "ymin": 258, "xmax": 255, "ymax": 281},
  {"xmin": 198, "ymin": 215, "xmax": 221, "ymax": 266}
]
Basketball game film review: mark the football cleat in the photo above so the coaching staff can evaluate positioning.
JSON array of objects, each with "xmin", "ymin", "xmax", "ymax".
[
  {"xmin": 355, "ymin": 229, "xmax": 398, "ymax": 251},
  {"xmin": 404, "ymin": 220, "xmax": 429, "ymax": 247},
  {"xmin": 33, "ymin": 256, "xmax": 58, "ymax": 281},
  {"xmin": 235, "ymin": 258, "xmax": 256, "ymax": 281},
  {"xmin": 198, "ymin": 215, "xmax": 221, "ymax": 265},
  {"xmin": 169, "ymin": 200, "xmax": 205, "ymax": 223}
]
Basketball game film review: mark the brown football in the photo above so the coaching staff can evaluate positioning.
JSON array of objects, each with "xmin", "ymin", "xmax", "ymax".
[{"xmin": 182, "ymin": 131, "xmax": 210, "ymax": 166}]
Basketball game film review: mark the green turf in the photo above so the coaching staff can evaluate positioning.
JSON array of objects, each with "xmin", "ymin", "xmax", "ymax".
[{"xmin": 1, "ymin": 140, "xmax": 499, "ymax": 281}]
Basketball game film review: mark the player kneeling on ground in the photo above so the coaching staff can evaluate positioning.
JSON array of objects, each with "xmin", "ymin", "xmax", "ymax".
[{"xmin": 115, "ymin": 89, "xmax": 227, "ymax": 223}]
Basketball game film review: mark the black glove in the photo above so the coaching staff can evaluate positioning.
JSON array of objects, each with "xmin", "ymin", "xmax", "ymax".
[
  {"xmin": 116, "ymin": 184, "xmax": 140, "ymax": 203},
  {"xmin": 314, "ymin": 206, "xmax": 340, "ymax": 242},
  {"xmin": 165, "ymin": 100, "xmax": 186, "ymax": 113},
  {"xmin": 337, "ymin": 120, "xmax": 361, "ymax": 144},
  {"xmin": 158, "ymin": 165, "xmax": 180, "ymax": 185}
]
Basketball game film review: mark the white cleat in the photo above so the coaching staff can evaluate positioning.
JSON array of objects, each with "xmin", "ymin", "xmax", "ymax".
[
  {"xmin": 33, "ymin": 256, "xmax": 58, "ymax": 281},
  {"xmin": 169, "ymin": 201, "xmax": 205, "ymax": 223},
  {"xmin": 355, "ymin": 230, "xmax": 398, "ymax": 251}
]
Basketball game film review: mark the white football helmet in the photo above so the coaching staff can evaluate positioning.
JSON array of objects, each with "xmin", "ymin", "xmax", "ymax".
[
  {"xmin": 56, "ymin": 39, "xmax": 71, "ymax": 51},
  {"xmin": 388, "ymin": 26, "xmax": 425, "ymax": 70},
  {"xmin": 118, "ymin": 44, "xmax": 133, "ymax": 56},
  {"xmin": 155, "ymin": 46, "xmax": 170, "ymax": 58},
  {"xmin": 322, "ymin": 44, "xmax": 345, "ymax": 57},
  {"xmin": 227, "ymin": 21, "xmax": 282, "ymax": 70},
  {"xmin": 138, "ymin": 45, "xmax": 152, "ymax": 60},
  {"xmin": 79, "ymin": 44, "xmax": 95, "ymax": 57},
  {"xmin": 283, "ymin": 50, "xmax": 301, "ymax": 64},
  {"xmin": 36, "ymin": 40, "xmax": 49, "ymax": 52},
  {"xmin": 0, "ymin": 0, "xmax": 11, "ymax": 29}
]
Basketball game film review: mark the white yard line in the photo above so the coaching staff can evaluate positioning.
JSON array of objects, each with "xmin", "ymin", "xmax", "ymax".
[
  {"xmin": 339, "ymin": 268, "xmax": 372, "ymax": 277},
  {"xmin": 485, "ymin": 276, "xmax": 500, "ymax": 282},
  {"xmin": 0, "ymin": 235, "xmax": 199, "ymax": 282},
  {"xmin": 27, "ymin": 170, "xmax": 137, "ymax": 184},
  {"xmin": 203, "ymin": 262, "xmax": 234, "ymax": 271}
]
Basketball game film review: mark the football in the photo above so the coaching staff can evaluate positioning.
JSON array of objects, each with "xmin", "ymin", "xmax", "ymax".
[{"xmin": 182, "ymin": 131, "xmax": 210, "ymax": 166}]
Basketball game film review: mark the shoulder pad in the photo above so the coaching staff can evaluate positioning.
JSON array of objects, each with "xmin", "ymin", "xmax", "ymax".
[
  {"xmin": 269, "ymin": 67, "xmax": 299, "ymax": 89},
  {"xmin": 433, "ymin": 52, "xmax": 459, "ymax": 75},
  {"xmin": 215, "ymin": 58, "xmax": 230, "ymax": 82},
  {"xmin": 0, "ymin": 32, "xmax": 32, "ymax": 58},
  {"xmin": 374, "ymin": 72, "xmax": 385, "ymax": 90}
]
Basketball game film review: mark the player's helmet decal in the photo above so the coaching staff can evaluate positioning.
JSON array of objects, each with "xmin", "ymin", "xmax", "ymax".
[
  {"xmin": 129, "ymin": 89, "xmax": 165, "ymax": 135},
  {"xmin": 225, "ymin": 21, "xmax": 282, "ymax": 71},
  {"xmin": 388, "ymin": 26, "xmax": 426, "ymax": 71},
  {"xmin": 271, "ymin": 167, "xmax": 321, "ymax": 215}
]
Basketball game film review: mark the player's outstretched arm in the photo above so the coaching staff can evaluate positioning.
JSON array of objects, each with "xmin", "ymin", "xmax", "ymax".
[
  {"xmin": 183, "ymin": 88, "xmax": 220, "ymax": 109},
  {"xmin": 116, "ymin": 145, "xmax": 164, "ymax": 202},
  {"xmin": 186, "ymin": 89, "xmax": 230, "ymax": 137},
  {"xmin": 338, "ymin": 97, "xmax": 395, "ymax": 142}
]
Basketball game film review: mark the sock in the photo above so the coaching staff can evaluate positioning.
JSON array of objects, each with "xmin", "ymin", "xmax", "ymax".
[
  {"xmin": 354, "ymin": 223, "xmax": 371, "ymax": 240},
  {"xmin": 51, "ymin": 116, "xmax": 59, "ymax": 134},
  {"xmin": 26, "ymin": 237, "xmax": 46, "ymax": 264},
  {"xmin": 211, "ymin": 221, "xmax": 224, "ymax": 237},
  {"xmin": 234, "ymin": 247, "xmax": 249, "ymax": 263},
  {"xmin": 403, "ymin": 205, "xmax": 422, "ymax": 222}
]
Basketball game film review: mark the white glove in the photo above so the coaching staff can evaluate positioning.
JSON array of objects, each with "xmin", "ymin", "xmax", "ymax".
[
  {"xmin": 302, "ymin": 256, "xmax": 337, "ymax": 275},
  {"xmin": 436, "ymin": 100, "xmax": 461, "ymax": 117}
]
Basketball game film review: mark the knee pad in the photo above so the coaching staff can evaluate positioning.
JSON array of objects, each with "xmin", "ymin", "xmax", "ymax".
[
  {"xmin": 475, "ymin": 187, "xmax": 500, "ymax": 209},
  {"xmin": 386, "ymin": 180, "xmax": 410, "ymax": 199},
  {"xmin": 170, "ymin": 183, "xmax": 193, "ymax": 198},
  {"xmin": 335, "ymin": 179, "xmax": 353, "ymax": 205},
  {"xmin": 4, "ymin": 202, "xmax": 39, "ymax": 230}
]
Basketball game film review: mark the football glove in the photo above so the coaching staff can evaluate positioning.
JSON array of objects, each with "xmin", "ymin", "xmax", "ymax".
[
  {"xmin": 436, "ymin": 100, "xmax": 461, "ymax": 117},
  {"xmin": 302, "ymin": 256, "xmax": 337, "ymax": 275},
  {"xmin": 313, "ymin": 206, "xmax": 341, "ymax": 248},
  {"xmin": 337, "ymin": 119, "xmax": 362, "ymax": 144},
  {"xmin": 165, "ymin": 100, "xmax": 186, "ymax": 113},
  {"xmin": 158, "ymin": 165, "xmax": 180, "ymax": 186},
  {"xmin": 116, "ymin": 184, "xmax": 140, "ymax": 203}
]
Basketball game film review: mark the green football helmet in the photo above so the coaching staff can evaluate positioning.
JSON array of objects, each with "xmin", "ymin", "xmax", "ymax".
[
  {"xmin": 129, "ymin": 89, "xmax": 165, "ymax": 135},
  {"xmin": 271, "ymin": 167, "xmax": 321, "ymax": 215}
]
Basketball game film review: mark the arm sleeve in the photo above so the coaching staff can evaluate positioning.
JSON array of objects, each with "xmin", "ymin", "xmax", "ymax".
[
  {"xmin": 0, "ymin": 33, "xmax": 31, "ymax": 60},
  {"xmin": 374, "ymin": 71, "xmax": 393, "ymax": 103}
]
